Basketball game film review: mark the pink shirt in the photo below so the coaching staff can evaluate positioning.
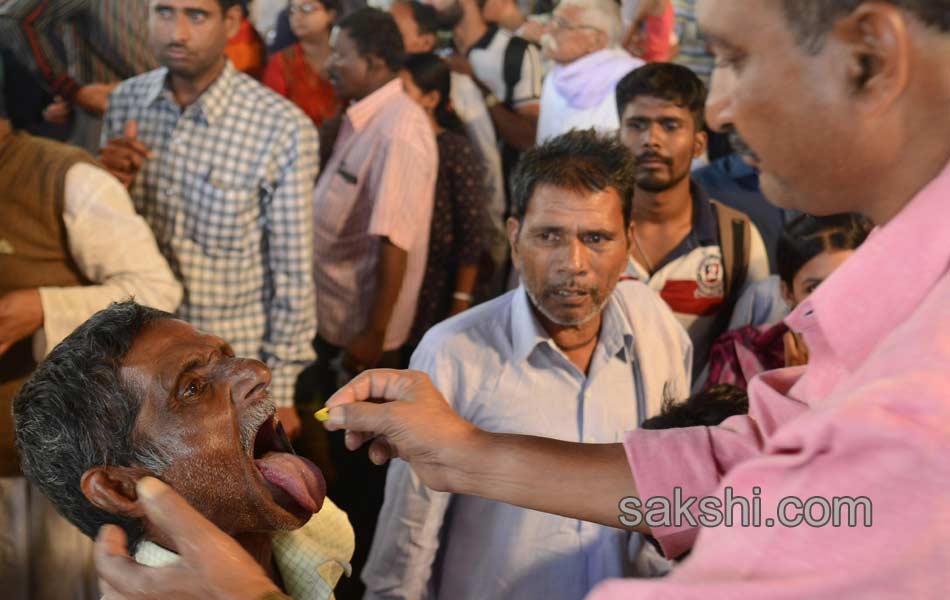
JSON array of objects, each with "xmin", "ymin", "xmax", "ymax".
[
  {"xmin": 591, "ymin": 160, "xmax": 950, "ymax": 599},
  {"xmin": 312, "ymin": 79, "xmax": 437, "ymax": 350}
]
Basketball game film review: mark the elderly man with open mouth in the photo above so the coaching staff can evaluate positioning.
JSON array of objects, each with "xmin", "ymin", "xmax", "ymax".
[{"xmin": 12, "ymin": 301, "xmax": 354, "ymax": 600}]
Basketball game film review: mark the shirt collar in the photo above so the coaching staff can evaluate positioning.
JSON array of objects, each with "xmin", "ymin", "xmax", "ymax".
[
  {"xmin": 647, "ymin": 180, "xmax": 718, "ymax": 273},
  {"xmin": 509, "ymin": 285, "xmax": 635, "ymax": 364},
  {"xmin": 510, "ymin": 285, "xmax": 552, "ymax": 363},
  {"xmin": 786, "ymin": 159, "xmax": 950, "ymax": 371},
  {"xmin": 141, "ymin": 60, "xmax": 237, "ymax": 127},
  {"xmin": 467, "ymin": 23, "xmax": 500, "ymax": 56},
  {"xmin": 344, "ymin": 78, "xmax": 403, "ymax": 132}
]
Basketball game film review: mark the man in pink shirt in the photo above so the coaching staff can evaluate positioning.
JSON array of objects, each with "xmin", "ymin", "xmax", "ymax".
[{"xmin": 93, "ymin": 1, "xmax": 950, "ymax": 598}]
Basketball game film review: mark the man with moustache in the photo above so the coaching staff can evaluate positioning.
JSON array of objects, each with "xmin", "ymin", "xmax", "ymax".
[
  {"xmin": 97, "ymin": 0, "xmax": 319, "ymax": 438},
  {"xmin": 363, "ymin": 131, "xmax": 691, "ymax": 600},
  {"xmin": 13, "ymin": 301, "xmax": 353, "ymax": 600},
  {"xmin": 92, "ymin": 0, "xmax": 950, "ymax": 598},
  {"xmin": 616, "ymin": 62, "xmax": 769, "ymax": 376}
]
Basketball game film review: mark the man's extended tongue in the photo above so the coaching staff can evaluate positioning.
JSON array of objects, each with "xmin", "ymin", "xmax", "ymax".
[{"xmin": 254, "ymin": 452, "xmax": 326, "ymax": 514}]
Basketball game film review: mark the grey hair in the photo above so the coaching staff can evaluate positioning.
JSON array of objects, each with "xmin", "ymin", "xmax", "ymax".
[
  {"xmin": 780, "ymin": 0, "xmax": 950, "ymax": 53},
  {"xmin": 558, "ymin": 0, "xmax": 624, "ymax": 47},
  {"xmin": 13, "ymin": 301, "xmax": 174, "ymax": 548}
]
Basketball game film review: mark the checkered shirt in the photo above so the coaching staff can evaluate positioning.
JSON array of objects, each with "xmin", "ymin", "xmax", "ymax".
[{"xmin": 102, "ymin": 62, "xmax": 319, "ymax": 407}]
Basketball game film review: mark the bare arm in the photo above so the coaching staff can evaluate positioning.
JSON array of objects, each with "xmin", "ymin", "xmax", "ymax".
[
  {"xmin": 323, "ymin": 369, "xmax": 650, "ymax": 533},
  {"xmin": 487, "ymin": 102, "xmax": 539, "ymax": 151}
]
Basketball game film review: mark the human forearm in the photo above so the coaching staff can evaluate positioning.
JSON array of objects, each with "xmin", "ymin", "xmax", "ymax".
[
  {"xmin": 324, "ymin": 370, "xmax": 652, "ymax": 532},
  {"xmin": 488, "ymin": 104, "xmax": 538, "ymax": 151},
  {"xmin": 445, "ymin": 430, "xmax": 649, "ymax": 532},
  {"xmin": 367, "ymin": 239, "xmax": 408, "ymax": 335}
]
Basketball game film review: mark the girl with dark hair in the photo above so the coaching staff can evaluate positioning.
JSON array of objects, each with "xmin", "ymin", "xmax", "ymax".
[
  {"xmin": 705, "ymin": 213, "xmax": 872, "ymax": 389},
  {"xmin": 263, "ymin": 0, "xmax": 341, "ymax": 126},
  {"xmin": 399, "ymin": 53, "xmax": 488, "ymax": 348}
]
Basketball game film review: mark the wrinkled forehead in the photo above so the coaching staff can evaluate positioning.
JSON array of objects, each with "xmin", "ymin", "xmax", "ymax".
[{"xmin": 119, "ymin": 319, "xmax": 222, "ymax": 396}]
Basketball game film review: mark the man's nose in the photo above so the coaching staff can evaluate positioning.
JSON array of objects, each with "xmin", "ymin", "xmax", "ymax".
[
  {"xmin": 705, "ymin": 69, "xmax": 733, "ymax": 133},
  {"xmin": 559, "ymin": 238, "xmax": 590, "ymax": 274},
  {"xmin": 226, "ymin": 358, "xmax": 272, "ymax": 408},
  {"xmin": 642, "ymin": 123, "xmax": 664, "ymax": 148},
  {"xmin": 171, "ymin": 13, "xmax": 191, "ymax": 43}
]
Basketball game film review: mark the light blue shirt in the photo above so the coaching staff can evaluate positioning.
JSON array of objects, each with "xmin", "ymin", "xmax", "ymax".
[{"xmin": 363, "ymin": 282, "xmax": 692, "ymax": 600}]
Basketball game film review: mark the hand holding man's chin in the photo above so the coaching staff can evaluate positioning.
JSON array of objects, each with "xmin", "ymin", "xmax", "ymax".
[{"xmin": 96, "ymin": 478, "xmax": 283, "ymax": 600}]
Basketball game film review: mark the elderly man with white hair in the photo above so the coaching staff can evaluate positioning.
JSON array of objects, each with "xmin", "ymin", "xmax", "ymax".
[{"xmin": 537, "ymin": 0, "xmax": 644, "ymax": 143}]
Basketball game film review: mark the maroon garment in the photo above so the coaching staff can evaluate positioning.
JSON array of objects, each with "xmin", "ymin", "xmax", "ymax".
[{"xmin": 705, "ymin": 321, "xmax": 788, "ymax": 390}]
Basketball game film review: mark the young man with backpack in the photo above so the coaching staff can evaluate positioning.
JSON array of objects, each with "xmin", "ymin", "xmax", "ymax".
[{"xmin": 617, "ymin": 62, "xmax": 769, "ymax": 377}]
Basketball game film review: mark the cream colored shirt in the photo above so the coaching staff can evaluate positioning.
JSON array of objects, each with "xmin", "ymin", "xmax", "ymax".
[{"xmin": 34, "ymin": 162, "xmax": 182, "ymax": 359}]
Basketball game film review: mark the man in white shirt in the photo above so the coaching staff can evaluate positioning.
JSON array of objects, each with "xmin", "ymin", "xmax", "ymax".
[
  {"xmin": 363, "ymin": 130, "xmax": 692, "ymax": 600},
  {"xmin": 536, "ymin": 0, "xmax": 643, "ymax": 143}
]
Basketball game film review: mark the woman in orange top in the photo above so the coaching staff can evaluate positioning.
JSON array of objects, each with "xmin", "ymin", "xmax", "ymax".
[{"xmin": 263, "ymin": 0, "xmax": 341, "ymax": 127}]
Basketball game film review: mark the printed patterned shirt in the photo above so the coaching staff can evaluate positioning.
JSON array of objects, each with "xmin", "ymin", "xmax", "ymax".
[
  {"xmin": 102, "ymin": 61, "xmax": 319, "ymax": 407},
  {"xmin": 0, "ymin": 0, "xmax": 156, "ymax": 99}
]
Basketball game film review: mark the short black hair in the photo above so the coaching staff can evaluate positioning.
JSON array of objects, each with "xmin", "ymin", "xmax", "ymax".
[
  {"xmin": 510, "ymin": 129, "xmax": 636, "ymax": 229},
  {"xmin": 780, "ymin": 0, "xmax": 950, "ymax": 53},
  {"xmin": 402, "ymin": 0, "xmax": 440, "ymax": 36},
  {"xmin": 776, "ymin": 213, "xmax": 872, "ymax": 288},
  {"xmin": 641, "ymin": 384, "xmax": 749, "ymax": 430},
  {"xmin": 615, "ymin": 62, "xmax": 707, "ymax": 131},
  {"xmin": 337, "ymin": 7, "xmax": 406, "ymax": 72},
  {"xmin": 218, "ymin": 0, "xmax": 248, "ymax": 13},
  {"xmin": 403, "ymin": 53, "xmax": 464, "ymax": 132},
  {"xmin": 14, "ymin": 301, "xmax": 174, "ymax": 548}
]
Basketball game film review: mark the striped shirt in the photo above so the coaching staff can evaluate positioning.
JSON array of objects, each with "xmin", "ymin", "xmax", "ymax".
[
  {"xmin": 670, "ymin": 0, "xmax": 715, "ymax": 85},
  {"xmin": 102, "ymin": 62, "xmax": 319, "ymax": 407},
  {"xmin": 312, "ymin": 78, "xmax": 438, "ymax": 351},
  {"xmin": 0, "ymin": 0, "xmax": 156, "ymax": 99}
]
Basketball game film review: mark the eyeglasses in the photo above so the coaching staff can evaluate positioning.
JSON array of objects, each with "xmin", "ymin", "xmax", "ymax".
[
  {"xmin": 289, "ymin": 3, "xmax": 325, "ymax": 15},
  {"xmin": 550, "ymin": 16, "xmax": 602, "ymax": 33}
]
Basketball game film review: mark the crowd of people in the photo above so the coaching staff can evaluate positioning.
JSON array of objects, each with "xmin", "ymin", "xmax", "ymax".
[{"xmin": 0, "ymin": 0, "xmax": 948, "ymax": 599}]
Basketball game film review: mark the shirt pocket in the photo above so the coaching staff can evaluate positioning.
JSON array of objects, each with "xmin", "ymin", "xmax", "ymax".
[
  {"xmin": 314, "ymin": 166, "xmax": 364, "ymax": 237},
  {"xmin": 180, "ymin": 165, "xmax": 260, "ymax": 257}
]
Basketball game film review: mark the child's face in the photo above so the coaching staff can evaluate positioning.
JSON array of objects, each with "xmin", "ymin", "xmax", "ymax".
[{"xmin": 784, "ymin": 249, "xmax": 855, "ymax": 309}]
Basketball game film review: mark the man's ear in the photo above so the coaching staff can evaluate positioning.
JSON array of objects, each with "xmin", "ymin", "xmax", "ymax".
[
  {"xmin": 833, "ymin": 3, "xmax": 910, "ymax": 116},
  {"xmin": 80, "ymin": 466, "xmax": 154, "ymax": 519},
  {"xmin": 223, "ymin": 4, "xmax": 244, "ymax": 40},
  {"xmin": 693, "ymin": 128, "xmax": 708, "ymax": 159},
  {"xmin": 780, "ymin": 279, "xmax": 796, "ymax": 311},
  {"xmin": 506, "ymin": 217, "xmax": 522, "ymax": 269}
]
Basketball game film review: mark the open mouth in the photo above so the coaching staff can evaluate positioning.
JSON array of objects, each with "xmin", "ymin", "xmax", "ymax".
[
  {"xmin": 551, "ymin": 288, "xmax": 589, "ymax": 300},
  {"xmin": 251, "ymin": 415, "xmax": 326, "ymax": 516}
]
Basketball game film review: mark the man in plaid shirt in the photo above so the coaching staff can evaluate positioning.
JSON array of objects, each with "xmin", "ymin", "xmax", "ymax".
[{"xmin": 99, "ymin": 0, "xmax": 318, "ymax": 436}]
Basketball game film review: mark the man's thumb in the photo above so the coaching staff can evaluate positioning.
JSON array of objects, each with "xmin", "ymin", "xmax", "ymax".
[
  {"xmin": 136, "ymin": 476, "xmax": 218, "ymax": 556},
  {"xmin": 124, "ymin": 120, "xmax": 137, "ymax": 139}
]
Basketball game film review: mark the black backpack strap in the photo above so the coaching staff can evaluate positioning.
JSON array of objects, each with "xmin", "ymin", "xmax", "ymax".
[{"xmin": 502, "ymin": 35, "xmax": 529, "ymax": 107}]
